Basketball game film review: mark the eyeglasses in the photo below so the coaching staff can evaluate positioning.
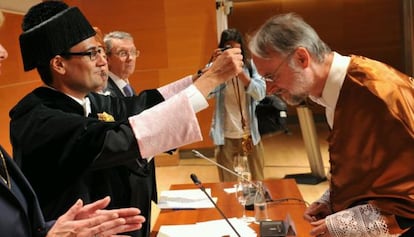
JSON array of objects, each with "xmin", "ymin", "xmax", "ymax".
[
  {"xmin": 261, "ymin": 51, "xmax": 295, "ymax": 83},
  {"xmin": 113, "ymin": 49, "xmax": 140, "ymax": 58},
  {"xmin": 61, "ymin": 47, "xmax": 106, "ymax": 61}
]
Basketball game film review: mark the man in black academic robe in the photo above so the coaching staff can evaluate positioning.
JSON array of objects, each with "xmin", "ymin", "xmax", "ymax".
[
  {"xmin": 11, "ymin": 2, "xmax": 243, "ymax": 237},
  {"xmin": 10, "ymin": 87, "xmax": 163, "ymax": 222}
]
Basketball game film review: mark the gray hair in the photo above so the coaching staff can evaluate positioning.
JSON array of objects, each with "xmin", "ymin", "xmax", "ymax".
[
  {"xmin": 249, "ymin": 13, "xmax": 330, "ymax": 63},
  {"xmin": 103, "ymin": 31, "xmax": 134, "ymax": 54}
]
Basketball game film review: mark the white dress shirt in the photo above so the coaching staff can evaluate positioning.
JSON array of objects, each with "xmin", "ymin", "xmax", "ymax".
[{"xmin": 309, "ymin": 52, "xmax": 351, "ymax": 129}]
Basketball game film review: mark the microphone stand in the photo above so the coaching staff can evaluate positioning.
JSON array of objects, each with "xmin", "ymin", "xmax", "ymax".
[
  {"xmin": 190, "ymin": 174, "xmax": 241, "ymax": 237},
  {"xmin": 192, "ymin": 149, "xmax": 258, "ymax": 189}
]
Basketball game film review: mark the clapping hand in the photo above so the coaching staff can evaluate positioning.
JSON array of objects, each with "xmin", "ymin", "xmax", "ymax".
[{"xmin": 46, "ymin": 196, "xmax": 145, "ymax": 237}]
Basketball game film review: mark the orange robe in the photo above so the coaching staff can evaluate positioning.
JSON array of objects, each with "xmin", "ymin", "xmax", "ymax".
[{"xmin": 328, "ymin": 55, "xmax": 414, "ymax": 231}]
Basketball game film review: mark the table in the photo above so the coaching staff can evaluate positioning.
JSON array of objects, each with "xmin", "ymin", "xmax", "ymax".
[{"xmin": 151, "ymin": 178, "xmax": 312, "ymax": 237}]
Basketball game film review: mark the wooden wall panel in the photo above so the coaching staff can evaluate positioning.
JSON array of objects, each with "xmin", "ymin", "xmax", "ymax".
[
  {"xmin": 0, "ymin": 0, "xmax": 217, "ymax": 152},
  {"xmin": 0, "ymin": 0, "xmax": 407, "ymax": 155},
  {"xmin": 67, "ymin": 0, "xmax": 170, "ymax": 92},
  {"xmin": 229, "ymin": 0, "xmax": 404, "ymax": 117},
  {"xmin": 0, "ymin": 12, "xmax": 43, "ymax": 154},
  {"xmin": 230, "ymin": 0, "xmax": 403, "ymax": 70}
]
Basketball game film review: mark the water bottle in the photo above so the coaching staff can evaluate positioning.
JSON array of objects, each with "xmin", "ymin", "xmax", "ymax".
[
  {"xmin": 241, "ymin": 155, "xmax": 254, "ymax": 210},
  {"xmin": 254, "ymin": 181, "xmax": 269, "ymax": 222},
  {"xmin": 240, "ymin": 155, "xmax": 251, "ymax": 182}
]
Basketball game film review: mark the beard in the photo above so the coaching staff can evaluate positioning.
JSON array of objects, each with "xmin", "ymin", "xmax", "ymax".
[
  {"xmin": 281, "ymin": 65, "xmax": 311, "ymax": 106},
  {"xmin": 283, "ymin": 93, "xmax": 307, "ymax": 106}
]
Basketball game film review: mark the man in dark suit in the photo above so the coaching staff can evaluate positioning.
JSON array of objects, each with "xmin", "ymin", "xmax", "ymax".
[
  {"xmin": 103, "ymin": 31, "xmax": 156, "ymax": 237},
  {"xmin": 104, "ymin": 31, "xmax": 138, "ymax": 97}
]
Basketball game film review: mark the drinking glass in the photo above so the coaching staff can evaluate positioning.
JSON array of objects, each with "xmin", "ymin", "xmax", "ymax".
[
  {"xmin": 234, "ymin": 182, "xmax": 254, "ymax": 223},
  {"xmin": 233, "ymin": 154, "xmax": 244, "ymax": 175},
  {"xmin": 233, "ymin": 154, "xmax": 251, "ymax": 182}
]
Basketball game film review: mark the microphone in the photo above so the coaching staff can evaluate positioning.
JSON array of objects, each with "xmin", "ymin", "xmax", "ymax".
[
  {"xmin": 190, "ymin": 173, "xmax": 202, "ymax": 186},
  {"xmin": 190, "ymin": 173, "xmax": 241, "ymax": 237}
]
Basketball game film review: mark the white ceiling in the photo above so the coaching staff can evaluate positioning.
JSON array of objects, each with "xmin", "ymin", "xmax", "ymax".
[{"xmin": 0, "ymin": 0, "xmax": 40, "ymax": 14}]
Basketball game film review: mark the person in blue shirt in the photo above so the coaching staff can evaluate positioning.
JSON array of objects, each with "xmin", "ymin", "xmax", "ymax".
[{"xmin": 208, "ymin": 28, "xmax": 266, "ymax": 182}]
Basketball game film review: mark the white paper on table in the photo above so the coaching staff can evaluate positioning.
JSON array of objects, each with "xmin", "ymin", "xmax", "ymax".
[
  {"xmin": 157, "ymin": 218, "xmax": 257, "ymax": 237},
  {"xmin": 197, "ymin": 218, "xmax": 257, "ymax": 237},
  {"xmin": 157, "ymin": 224, "xmax": 198, "ymax": 237},
  {"xmin": 224, "ymin": 187, "xmax": 237, "ymax": 194},
  {"xmin": 157, "ymin": 188, "xmax": 217, "ymax": 209}
]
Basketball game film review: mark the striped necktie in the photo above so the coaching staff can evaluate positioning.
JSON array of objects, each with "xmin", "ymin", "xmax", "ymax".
[{"xmin": 123, "ymin": 84, "xmax": 134, "ymax": 97}]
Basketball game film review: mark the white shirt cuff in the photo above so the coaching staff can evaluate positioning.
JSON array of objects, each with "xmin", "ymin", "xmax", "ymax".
[{"xmin": 184, "ymin": 84, "xmax": 208, "ymax": 113}]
